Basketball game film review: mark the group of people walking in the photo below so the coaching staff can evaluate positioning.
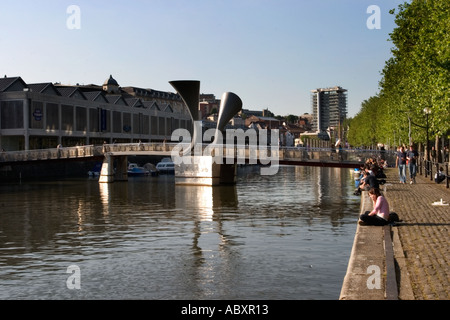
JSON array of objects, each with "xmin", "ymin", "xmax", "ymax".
[
  {"xmin": 395, "ymin": 145, "xmax": 419, "ymax": 184},
  {"xmin": 397, "ymin": 144, "xmax": 447, "ymax": 184}
]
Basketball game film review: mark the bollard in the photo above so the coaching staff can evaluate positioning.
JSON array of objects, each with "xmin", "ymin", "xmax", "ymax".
[
  {"xmin": 419, "ymin": 157, "xmax": 422, "ymax": 175},
  {"xmin": 424, "ymin": 159, "xmax": 428, "ymax": 178},
  {"xmin": 430, "ymin": 161, "xmax": 433, "ymax": 181},
  {"xmin": 436, "ymin": 162, "xmax": 439, "ymax": 183},
  {"xmin": 445, "ymin": 163, "xmax": 450, "ymax": 189}
]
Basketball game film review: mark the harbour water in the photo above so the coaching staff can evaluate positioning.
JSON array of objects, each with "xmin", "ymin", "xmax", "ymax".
[{"xmin": 0, "ymin": 165, "xmax": 360, "ymax": 300}]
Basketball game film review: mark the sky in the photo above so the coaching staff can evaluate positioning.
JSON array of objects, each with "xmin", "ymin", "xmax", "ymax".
[{"xmin": 0, "ymin": 0, "xmax": 406, "ymax": 118}]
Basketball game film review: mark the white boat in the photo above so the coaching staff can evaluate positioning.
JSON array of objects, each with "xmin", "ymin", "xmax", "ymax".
[{"xmin": 156, "ymin": 158, "xmax": 175, "ymax": 174}]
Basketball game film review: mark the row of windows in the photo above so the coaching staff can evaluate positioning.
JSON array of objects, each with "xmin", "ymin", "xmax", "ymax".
[{"xmin": 1, "ymin": 100, "xmax": 192, "ymax": 136}]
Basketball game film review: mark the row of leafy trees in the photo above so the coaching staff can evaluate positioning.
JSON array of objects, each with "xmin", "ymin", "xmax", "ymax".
[{"xmin": 348, "ymin": 0, "xmax": 449, "ymax": 152}]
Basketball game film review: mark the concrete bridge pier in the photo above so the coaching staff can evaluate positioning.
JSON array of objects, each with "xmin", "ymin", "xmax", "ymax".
[
  {"xmin": 175, "ymin": 155, "xmax": 237, "ymax": 186},
  {"xmin": 99, "ymin": 154, "xmax": 128, "ymax": 183}
]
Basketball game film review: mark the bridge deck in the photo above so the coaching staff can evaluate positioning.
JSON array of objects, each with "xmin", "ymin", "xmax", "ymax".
[{"xmin": 0, "ymin": 142, "xmax": 390, "ymax": 168}]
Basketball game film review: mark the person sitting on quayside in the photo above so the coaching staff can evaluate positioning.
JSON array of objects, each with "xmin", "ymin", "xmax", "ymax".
[
  {"xmin": 360, "ymin": 170, "xmax": 379, "ymax": 190},
  {"xmin": 435, "ymin": 167, "xmax": 446, "ymax": 184},
  {"xmin": 359, "ymin": 188, "xmax": 390, "ymax": 226},
  {"xmin": 354, "ymin": 170, "xmax": 379, "ymax": 195}
]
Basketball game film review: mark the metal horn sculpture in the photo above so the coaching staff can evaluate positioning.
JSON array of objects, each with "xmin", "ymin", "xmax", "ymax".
[
  {"xmin": 212, "ymin": 92, "xmax": 243, "ymax": 145},
  {"xmin": 169, "ymin": 80, "xmax": 201, "ymax": 155}
]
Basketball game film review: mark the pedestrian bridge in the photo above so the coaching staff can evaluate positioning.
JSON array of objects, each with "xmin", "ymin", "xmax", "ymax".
[
  {"xmin": 0, "ymin": 142, "xmax": 387, "ymax": 183},
  {"xmin": 0, "ymin": 142, "xmax": 376, "ymax": 165}
]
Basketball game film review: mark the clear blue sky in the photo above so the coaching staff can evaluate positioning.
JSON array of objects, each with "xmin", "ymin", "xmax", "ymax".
[{"xmin": 0, "ymin": 0, "xmax": 405, "ymax": 117}]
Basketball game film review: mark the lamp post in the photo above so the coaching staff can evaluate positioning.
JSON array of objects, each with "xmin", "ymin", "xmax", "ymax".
[{"xmin": 423, "ymin": 107, "xmax": 431, "ymax": 177}]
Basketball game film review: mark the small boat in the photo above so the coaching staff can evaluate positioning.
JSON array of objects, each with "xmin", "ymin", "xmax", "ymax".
[
  {"xmin": 88, "ymin": 162, "xmax": 102, "ymax": 177},
  {"xmin": 156, "ymin": 158, "xmax": 175, "ymax": 174},
  {"xmin": 127, "ymin": 163, "xmax": 149, "ymax": 176}
]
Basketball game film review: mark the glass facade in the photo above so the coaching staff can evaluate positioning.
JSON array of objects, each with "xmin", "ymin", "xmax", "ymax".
[
  {"xmin": 0, "ymin": 78, "xmax": 192, "ymax": 151},
  {"xmin": 1, "ymin": 100, "xmax": 24, "ymax": 129}
]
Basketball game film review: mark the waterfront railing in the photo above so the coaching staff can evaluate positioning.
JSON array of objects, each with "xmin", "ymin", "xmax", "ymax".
[
  {"xmin": 1, "ymin": 143, "xmax": 395, "ymax": 165},
  {"xmin": 0, "ymin": 145, "xmax": 99, "ymax": 162}
]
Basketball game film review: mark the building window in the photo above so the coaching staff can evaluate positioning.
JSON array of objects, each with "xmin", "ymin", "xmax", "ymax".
[
  {"xmin": 30, "ymin": 101, "xmax": 44, "ymax": 129},
  {"xmin": 133, "ymin": 113, "xmax": 140, "ymax": 134},
  {"xmin": 0, "ymin": 100, "xmax": 24, "ymax": 129},
  {"xmin": 113, "ymin": 111, "xmax": 121, "ymax": 133},
  {"xmin": 89, "ymin": 108, "xmax": 98, "ymax": 132},
  {"xmin": 62, "ymin": 104, "xmax": 74, "ymax": 132},
  {"xmin": 166, "ymin": 117, "xmax": 173, "ymax": 136},
  {"xmin": 151, "ymin": 116, "xmax": 158, "ymax": 135},
  {"xmin": 99, "ymin": 108, "xmax": 108, "ymax": 132},
  {"xmin": 46, "ymin": 103, "xmax": 59, "ymax": 131},
  {"xmin": 159, "ymin": 117, "xmax": 165, "ymax": 136},
  {"xmin": 123, "ymin": 113, "xmax": 131, "ymax": 133},
  {"xmin": 76, "ymin": 106, "xmax": 87, "ymax": 132},
  {"xmin": 143, "ymin": 115, "xmax": 149, "ymax": 135}
]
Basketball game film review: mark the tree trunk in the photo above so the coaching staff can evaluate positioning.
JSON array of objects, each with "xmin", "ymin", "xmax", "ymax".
[{"xmin": 435, "ymin": 135, "xmax": 440, "ymax": 163}]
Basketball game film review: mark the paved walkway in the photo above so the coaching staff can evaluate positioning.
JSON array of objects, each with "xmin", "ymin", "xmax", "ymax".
[{"xmin": 384, "ymin": 167, "xmax": 449, "ymax": 300}]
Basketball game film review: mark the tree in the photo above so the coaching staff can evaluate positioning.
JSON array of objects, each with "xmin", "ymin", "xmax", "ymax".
[
  {"xmin": 348, "ymin": 95, "xmax": 385, "ymax": 147},
  {"xmin": 386, "ymin": 0, "xmax": 450, "ymax": 139},
  {"xmin": 285, "ymin": 114, "xmax": 299, "ymax": 124},
  {"xmin": 349, "ymin": 0, "xmax": 450, "ymax": 148}
]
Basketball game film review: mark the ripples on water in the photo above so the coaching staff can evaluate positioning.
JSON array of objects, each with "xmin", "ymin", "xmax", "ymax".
[{"xmin": 0, "ymin": 165, "xmax": 360, "ymax": 300}]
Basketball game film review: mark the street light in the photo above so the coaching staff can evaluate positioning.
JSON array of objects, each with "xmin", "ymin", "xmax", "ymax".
[
  {"xmin": 423, "ymin": 107, "xmax": 431, "ymax": 160},
  {"xmin": 423, "ymin": 107, "xmax": 432, "ymax": 178}
]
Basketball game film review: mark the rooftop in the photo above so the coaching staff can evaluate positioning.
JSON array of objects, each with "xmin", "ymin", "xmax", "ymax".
[{"xmin": 311, "ymin": 86, "xmax": 347, "ymax": 93}]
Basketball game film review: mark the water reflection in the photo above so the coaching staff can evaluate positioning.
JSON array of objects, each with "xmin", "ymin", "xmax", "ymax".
[
  {"xmin": 175, "ymin": 185, "xmax": 238, "ymax": 221},
  {"xmin": 0, "ymin": 166, "xmax": 360, "ymax": 299},
  {"xmin": 314, "ymin": 167, "xmax": 349, "ymax": 204},
  {"xmin": 99, "ymin": 183, "xmax": 110, "ymax": 213},
  {"xmin": 175, "ymin": 185, "xmax": 239, "ymax": 298}
]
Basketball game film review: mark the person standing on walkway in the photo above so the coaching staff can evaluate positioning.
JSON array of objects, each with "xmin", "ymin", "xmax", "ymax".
[
  {"xmin": 359, "ymin": 188, "xmax": 390, "ymax": 226},
  {"xmin": 431, "ymin": 146, "xmax": 437, "ymax": 163},
  {"xmin": 407, "ymin": 144, "xmax": 418, "ymax": 184},
  {"xmin": 396, "ymin": 146, "xmax": 407, "ymax": 184}
]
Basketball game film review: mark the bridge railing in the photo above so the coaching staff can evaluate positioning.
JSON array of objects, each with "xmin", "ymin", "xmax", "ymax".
[
  {"xmin": 0, "ymin": 142, "xmax": 397, "ymax": 166},
  {"xmin": 151, "ymin": 144, "xmax": 386, "ymax": 164},
  {"xmin": 0, "ymin": 145, "xmax": 98, "ymax": 162},
  {"xmin": 281, "ymin": 147, "xmax": 362, "ymax": 162},
  {"xmin": 281, "ymin": 147, "xmax": 397, "ymax": 166},
  {"xmin": 102, "ymin": 142, "xmax": 173, "ymax": 153}
]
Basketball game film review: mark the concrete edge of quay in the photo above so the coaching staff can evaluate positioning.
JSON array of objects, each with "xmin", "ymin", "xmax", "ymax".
[
  {"xmin": 339, "ymin": 189, "xmax": 415, "ymax": 300},
  {"xmin": 339, "ymin": 192, "xmax": 387, "ymax": 300}
]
